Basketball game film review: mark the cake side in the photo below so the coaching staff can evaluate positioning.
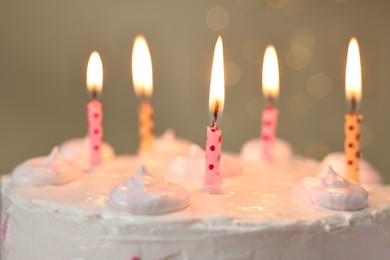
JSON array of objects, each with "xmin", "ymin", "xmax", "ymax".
[{"xmin": 2, "ymin": 155, "xmax": 390, "ymax": 260}]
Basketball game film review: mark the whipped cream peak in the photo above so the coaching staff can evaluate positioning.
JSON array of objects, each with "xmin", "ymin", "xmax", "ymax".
[
  {"xmin": 160, "ymin": 129, "xmax": 176, "ymax": 141},
  {"xmin": 12, "ymin": 147, "xmax": 84, "ymax": 186},
  {"xmin": 319, "ymin": 152, "xmax": 382, "ymax": 184},
  {"xmin": 294, "ymin": 166, "xmax": 368, "ymax": 211},
  {"xmin": 109, "ymin": 165, "xmax": 190, "ymax": 215},
  {"xmin": 319, "ymin": 167, "xmax": 347, "ymax": 188},
  {"xmin": 43, "ymin": 147, "xmax": 62, "ymax": 164}
]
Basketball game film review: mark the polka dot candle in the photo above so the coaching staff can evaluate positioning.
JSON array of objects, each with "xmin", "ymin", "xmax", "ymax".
[
  {"xmin": 204, "ymin": 123, "xmax": 223, "ymax": 193},
  {"xmin": 87, "ymin": 99, "xmax": 103, "ymax": 167},
  {"xmin": 86, "ymin": 51, "xmax": 104, "ymax": 169},
  {"xmin": 138, "ymin": 102, "xmax": 154, "ymax": 154},
  {"xmin": 261, "ymin": 45, "xmax": 280, "ymax": 162},
  {"xmin": 204, "ymin": 36, "xmax": 225, "ymax": 194},
  {"xmin": 132, "ymin": 35, "xmax": 154, "ymax": 154},
  {"xmin": 345, "ymin": 114, "xmax": 362, "ymax": 182},
  {"xmin": 344, "ymin": 37, "xmax": 362, "ymax": 182},
  {"xmin": 261, "ymin": 104, "xmax": 279, "ymax": 161}
]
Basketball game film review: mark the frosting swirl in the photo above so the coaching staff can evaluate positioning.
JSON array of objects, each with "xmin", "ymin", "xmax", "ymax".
[
  {"xmin": 12, "ymin": 147, "xmax": 83, "ymax": 186},
  {"xmin": 167, "ymin": 144, "xmax": 241, "ymax": 179},
  {"xmin": 293, "ymin": 167, "xmax": 368, "ymax": 211},
  {"xmin": 60, "ymin": 137, "xmax": 115, "ymax": 169},
  {"xmin": 109, "ymin": 165, "xmax": 190, "ymax": 215},
  {"xmin": 319, "ymin": 152, "xmax": 382, "ymax": 184}
]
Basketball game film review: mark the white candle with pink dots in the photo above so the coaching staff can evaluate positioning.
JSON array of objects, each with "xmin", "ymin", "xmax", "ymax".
[
  {"xmin": 86, "ymin": 51, "xmax": 104, "ymax": 169},
  {"xmin": 204, "ymin": 36, "xmax": 225, "ymax": 194},
  {"xmin": 260, "ymin": 45, "xmax": 280, "ymax": 162}
]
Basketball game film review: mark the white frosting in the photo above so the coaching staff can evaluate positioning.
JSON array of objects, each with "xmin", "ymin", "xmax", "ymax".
[
  {"xmin": 167, "ymin": 144, "xmax": 241, "ymax": 179},
  {"xmin": 240, "ymin": 138, "xmax": 293, "ymax": 162},
  {"xmin": 319, "ymin": 152, "xmax": 382, "ymax": 184},
  {"xmin": 152, "ymin": 129, "xmax": 193, "ymax": 157},
  {"xmin": 60, "ymin": 137, "xmax": 115, "ymax": 169},
  {"xmin": 109, "ymin": 165, "xmax": 190, "ymax": 215},
  {"xmin": 3, "ymin": 154, "xmax": 390, "ymax": 260},
  {"xmin": 294, "ymin": 167, "xmax": 368, "ymax": 211},
  {"xmin": 12, "ymin": 147, "xmax": 83, "ymax": 186}
]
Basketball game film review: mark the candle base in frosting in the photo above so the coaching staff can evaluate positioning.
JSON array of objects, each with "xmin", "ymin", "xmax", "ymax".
[{"xmin": 204, "ymin": 124, "xmax": 223, "ymax": 193}]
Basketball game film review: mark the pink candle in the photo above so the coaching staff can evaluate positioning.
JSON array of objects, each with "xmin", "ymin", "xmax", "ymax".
[
  {"xmin": 261, "ymin": 104, "xmax": 279, "ymax": 161},
  {"xmin": 205, "ymin": 123, "xmax": 222, "ymax": 192},
  {"xmin": 261, "ymin": 45, "xmax": 280, "ymax": 162},
  {"xmin": 87, "ymin": 99, "xmax": 102, "ymax": 167},
  {"xmin": 204, "ymin": 36, "xmax": 225, "ymax": 194},
  {"xmin": 86, "ymin": 51, "xmax": 104, "ymax": 169}
]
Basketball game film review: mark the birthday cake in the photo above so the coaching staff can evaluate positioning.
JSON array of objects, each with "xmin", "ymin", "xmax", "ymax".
[{"xmin": 2, "ymin": 133, "xmax": 390, "ymax": 260}]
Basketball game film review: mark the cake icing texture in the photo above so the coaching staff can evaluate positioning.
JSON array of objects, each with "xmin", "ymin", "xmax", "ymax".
[
  {"xmin": 167, "ymin": 144, "xmax": 241, "ymax": 179},
  {"xmin": 293, "ymin": 166, "xmax": 368, "ymax": 210},
  {"xmin": 12, "ymin": 147, "xmax": 83, "ymax": 186},
  {"xmin": 109, "ymin": 165, "xmax": 190, "ymax": 215},
  {"xmin": 2, "ymin": 142, "xmax": 390, "ymax": 260}
]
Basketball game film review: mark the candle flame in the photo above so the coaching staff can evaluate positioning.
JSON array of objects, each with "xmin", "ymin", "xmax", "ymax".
[
  {"xmin": 209, "ymin": 36, "xmax": 225, "ymax": 122},
  {"xmin": 132, "ymin": 35, "xmax": 153, "ymax": 98},
  {"xmin": 86, "ymin": 51, "xmax": 103, "ymax": 94},
  {"xmin": 262, "ymin": 45, "xmax": 279, "ymax": 99},
  {"xmin": 345, "ymin": 37, "xmax": 362, "ymax": 102}
]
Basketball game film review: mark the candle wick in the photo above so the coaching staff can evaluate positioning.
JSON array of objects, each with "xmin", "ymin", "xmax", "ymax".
[
  {"xmin": 267, "ymin": 96, "xmax": 275, "ymax": 108},
  {"xmin": 351, "ymin": 98, "xmax": 357, "ymax": 114},
  {"xmin": 91, "ymin": 90, "xmax": 98, "ymax": 100},
  {"xmin": 140, "ymin": 91, "xmax": 150, "ymax": 103},
  {"xmin": 213, "ymin": 101, "xmax": 219, "ymax": 123}
]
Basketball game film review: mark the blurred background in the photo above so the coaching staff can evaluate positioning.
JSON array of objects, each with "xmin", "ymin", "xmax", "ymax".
[{"xmin": 1, "ymin": 0, "xmax": 389, "ymax": 181}]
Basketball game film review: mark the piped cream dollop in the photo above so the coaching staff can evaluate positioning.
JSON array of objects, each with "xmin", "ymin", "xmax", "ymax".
[
  {"xmin": 60, "ymin": 137, "xmax": 115, "ymax": 169},
  {"xmin": 12, "ymin": 147, "xmax": 83, "ymax": 186},
  {"xmin": 293, "ymin": 167, "xmax": 368, "ymax": 211},
  {"xmin": 109, "ymin": 165, "xmax": 190, "ymax": 215},
  {"xmin": 240, "ymin": 138, "xmax": 293, "ymax": 162},
  {"xmin": 319, "ymin": 152, "xmax": 382, "ymax": 184},
  {"xmin": 152, "ymin": 129, "xmax": 193, "ymax": 157},
  {"xmin": 167, "ymin": 144, "xmax": 241, "ymax": 179}
]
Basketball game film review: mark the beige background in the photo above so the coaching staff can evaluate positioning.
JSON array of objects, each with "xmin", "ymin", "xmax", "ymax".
[{"xmin": 1, "ymin": 0, "xmax": 389, "ymax": 181}]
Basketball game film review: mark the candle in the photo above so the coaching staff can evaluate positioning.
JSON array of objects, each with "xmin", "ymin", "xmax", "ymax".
[
  {"xmin": 132, "ymin": 35, "xmax": 154, "ymax": 154},
  {"xmin": 86, "ymin": 51, "xmax": 103, "ymax": 168},
  {"xmin": 261, "ymin": 45, "xmax": 280, "ymax": 162},
  {"xmin": 345, "ymin": 37, "xmax": 362, "ymax": 182},
  {"xmin": 204, "ymin": 36, "xmax": 225, "ymax": 194}
]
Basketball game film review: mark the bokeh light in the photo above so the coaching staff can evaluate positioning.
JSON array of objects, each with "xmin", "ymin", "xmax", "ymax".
[
  {"xmin": 206, "ymin": 6, "xmax": 230, "ymax": 31},
  {"xmin": 306, "ymin": 73, "xmax": 333, "ymax": 98},
  {"xmin": 361, "ymin": 124, "xmax": 373, "ymax": 149},
  {"xmin": 291, "ymin": 32, "xmax": 316, "ymax": 55},
  {"xmin": 243, "ymin": 38, "xmax": 265, "ymax": 63},
  {"xmin": 237, "ymin": 0, "xmax": 262, "ymax": 11},
  {"xmin": 246, "ymin": 97, "xmax": 262, "ymax": 121},
  {"xmin": 286, "ymin": 46, "xmax": 311, "ymax": 70},
  {"xmin": 286, "ymin": 91, "xmax": 313, "ymax": 118},
  {"xmin": 225, "ymin": 62, "xmax": 242, "ymax": 87},
  {"xmin": 267, "ymin": 0, "xmax": 304, "ymax": 16}
]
